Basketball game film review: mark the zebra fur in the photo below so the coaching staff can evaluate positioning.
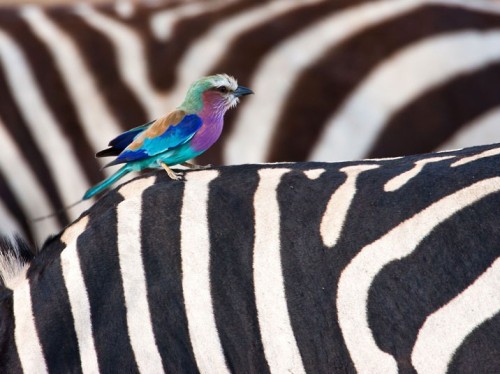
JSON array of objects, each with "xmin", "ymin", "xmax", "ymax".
[{"xmin": 2, "ymin": 143, "xmax": 499, "ymax": 373}]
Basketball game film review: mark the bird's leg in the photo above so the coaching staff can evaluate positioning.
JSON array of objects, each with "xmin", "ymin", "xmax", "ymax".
[
  {"xmin": 160, "ymin": 162, "xmax": 181, "ymax": 180},
  {"xmin": 181, "ymin": 161, "xmax": 212, "ymax": 170}
]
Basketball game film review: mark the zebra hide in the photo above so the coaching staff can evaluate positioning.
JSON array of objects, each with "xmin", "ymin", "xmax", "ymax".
[{"xmin": 1, "ymin": 143, "xmax": 499, "ymax": 373}]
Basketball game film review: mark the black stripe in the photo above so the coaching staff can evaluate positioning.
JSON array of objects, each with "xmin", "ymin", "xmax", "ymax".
[
  {"xmin": 268, "ymin": 5, "xmax": 500, "ymax": 162},
  {"xmin": 140, "ymin": 173, "xmax": 199, "ymax": 372},
  {"xmin": 278, "ymin": 168, "xmax": 355, "ymax": 372},
  {"xmin": 29, "ymin": 260, "xmax": 82, "ymax": 373},
  {"xmin": 0, "ymin": 291, "xmax": 23, "ymax": 373},
  {"xmin": 367, "ymin": 191, "xmax": 500, "ymax": 369},
  {"xmin": 208, "ymin": 166, "xmax": 269, "ymax": 372},
  {"xmin": 0, "ymin": 24, "xmax": 68, "ymax": 227},
  {"xmin": 0, "ymin": 11, "xmax": 105, "ymax": 187},
  {"xmin": 46, "ymin": 8, "xmax": 147, "ymax": 129},
  {"xmin": 368, "ymin": 62, "xmax": 500, "ymax": 158},
  {"xmin": 78, "ymin": 205, "xmax": 139, "ymax": 372},
  {"xmin": 448, "ymin": 313, "xmax": 500, "ymax": 373},
  {"xmin": 199, "ymin": 0, "xmax": 361, "ymax": 165},
  {"xmin": 0, "ymin": 170, "xmax": 33, "ymax": 244}
]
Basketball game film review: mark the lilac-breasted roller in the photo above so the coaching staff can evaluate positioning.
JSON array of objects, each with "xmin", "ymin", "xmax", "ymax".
[{"xmin": 83, "ymin": 74, "xmax": 253, "ymax": 200}]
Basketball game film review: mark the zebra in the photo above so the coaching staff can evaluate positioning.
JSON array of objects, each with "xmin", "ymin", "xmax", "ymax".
[
  {"xmin": 2, "ymin": 0, "xmax": 500, "ymax": 244},
  {"xmin": 1, "ymin": 142, "xmax": 499, "ymax": 373}
]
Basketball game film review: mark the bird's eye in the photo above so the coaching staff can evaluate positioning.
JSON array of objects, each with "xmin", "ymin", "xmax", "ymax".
[{"xmin": 217, "ymin": 86, "xmax": 228, "ymax": 94}]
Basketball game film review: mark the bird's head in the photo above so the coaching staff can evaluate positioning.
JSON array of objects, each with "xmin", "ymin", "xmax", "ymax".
[{"xmin": 178, "ymin": 74, "xmax": 253, "ymax": 115}]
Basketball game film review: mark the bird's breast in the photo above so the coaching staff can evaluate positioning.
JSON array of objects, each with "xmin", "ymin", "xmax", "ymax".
[{"xmin": 190, "ymin": 118, "xmax": 224, "ymax": 152}]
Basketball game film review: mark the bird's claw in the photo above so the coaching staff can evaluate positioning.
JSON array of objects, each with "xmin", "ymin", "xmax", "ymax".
[{"xmin": 161, "ymin": 162, "xmax": 184, "ymax": 181}]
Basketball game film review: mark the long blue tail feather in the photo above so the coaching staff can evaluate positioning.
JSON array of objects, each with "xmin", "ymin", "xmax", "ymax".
[{"xmin": 83, "ymin": 165, "xmax": 131, "ymax": 200}]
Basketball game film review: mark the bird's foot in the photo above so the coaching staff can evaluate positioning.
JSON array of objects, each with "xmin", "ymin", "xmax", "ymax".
[
  {"xmin": 161, "ymin": 162, "xmax": 182, "ymax": 180},
  {"xmin": 181, "ymin": 162, "xmax": 212, "ymax": 170}
]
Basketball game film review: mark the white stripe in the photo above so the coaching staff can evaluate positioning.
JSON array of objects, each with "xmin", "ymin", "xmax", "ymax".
[
  {"xmin": 0, "ymin": 26, "xmax": 90, "ymax": 216},
  {"xmin": 168, "ymin": 0, "xmax": 322, "ymax": 111},
  {"xmin": 150, "ymin": 0, "xmax": 237, "ymax": 41},
  {"xmin": 13, "ymin": 281, "xmax": 48, "ymax": 374},
  {"xmin": 118, "ymin": 175, "xmax": 156, "ymax": 199},
  {"xmin": 0, "ymin": 120, "xmax": 59, "ymax": 243},
  {"xmin": 117, "ymin": 178, "xmax": 164, "ymax": 373},
  {"xmin": 321, "ymin": 164, "xmax": 379, "ymax": 248},
  {"xmin": 60, "ymin": 216, "xmax": 100, "ymax": 374},
  {"xmin": 254, "ymin": 168, "xmax": 306, "ymax": 374},
  {"xmin": 74, "ymin": 5, "xmax": 167, "ymax": 119},
  {"xmin": 451, "ymin": 146, "xmax": 500, "ymax": 167},
  {"xmin": 115, "ymin": 1, "xmax": 135, "ymax": 18},
  {"xmin": 337, "ymin": 176, "xmax": 500, "ymax": 374},
  {"xmin": 20, "ymin": 6, "xmax": 122, "ymax": 172},
  {"xmin": 384, "ymin": 156, "xmax": 454, "ymax": 192},
  {"xmin": 438, "ymin": 106, "xmax": 500, "ymax": 151},
  {"xmin": 412, "ymin": 258, "xmax": 500, "ymax": 373},
  {"xmin": 312, "ymin": 29, "xmax": 500, "ymax": 162},
  {"xmin": 181, "ymin": 170, "xmax": 229, "ymax": 373},
  {"xmin": 61, "ymin": 216, "xmax": 89, "ymax": 246},
  {"xmin": 303, "ymin": 168, "xmax": 325, "ymax": 180}
]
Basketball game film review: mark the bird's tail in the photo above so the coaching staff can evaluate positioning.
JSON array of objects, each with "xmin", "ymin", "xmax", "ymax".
[{"xmin": 83, "ymin": 165, "xmax": 131, "ymax": 200}]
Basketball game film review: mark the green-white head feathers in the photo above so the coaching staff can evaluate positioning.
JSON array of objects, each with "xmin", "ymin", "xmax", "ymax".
[{"xmin": 178, "ymin": 74, "xmax": 253, "ymax": 113}]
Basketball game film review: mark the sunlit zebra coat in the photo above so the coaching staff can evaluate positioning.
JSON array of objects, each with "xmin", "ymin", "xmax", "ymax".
[{"xmin": 1, "ymin": 143, "xmax": 499, "ymax": 373}]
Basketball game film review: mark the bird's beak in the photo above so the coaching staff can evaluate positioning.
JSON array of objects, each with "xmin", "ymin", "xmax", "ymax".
[{"xmin": 234, "ymin": 85, "xmax": 254, "ymax": 97}]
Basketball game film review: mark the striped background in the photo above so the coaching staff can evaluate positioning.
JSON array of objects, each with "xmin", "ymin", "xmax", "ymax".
[{"xmin": 1, "ymin": 0, "xmax": 500, "ymax": 243}]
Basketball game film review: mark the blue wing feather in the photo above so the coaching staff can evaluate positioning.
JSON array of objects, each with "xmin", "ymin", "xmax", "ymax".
[
  {"xmin": 109, "ymin": 114, "xmax": 202, "ymax": 165},
  {"xmin": 109, "ymin": 120, "xmax": 155, "ymax": 150},
  {"xmin": 96, "ymin": 120, "xmax": 155, "ymax": 158}
]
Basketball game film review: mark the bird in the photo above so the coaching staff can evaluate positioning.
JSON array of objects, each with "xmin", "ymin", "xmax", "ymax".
[{"xmin": 82, "ymin": 74, "xmax": 253, "ymax": 200}]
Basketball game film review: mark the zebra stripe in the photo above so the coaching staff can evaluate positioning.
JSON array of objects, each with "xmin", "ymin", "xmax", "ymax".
[
  {"xmin": 3, "ymin": 143, "xmax": 497, "ymax": 372},
  {"xmin": 451, "ymin": 145, "xmax": 500, "ymax": 167},
  {"xmin": 13, "ymin": 281, "xmax": 48, "ymax": 374},
  {"xmin": 227, "ymin": 0, "xmax": 423, "ymax": 164},
  {"xmin": 0, "ymin": 120, "xmax": 59, "ymax": 240},
  {"xmin": 313, "ymin": 29, "xmax": 500, "ymax": 161},
  {"xmin": 21, "ymin": 6, "xmax": 122, "ymax": 170},
  {"xmin": 173, "ymin": 0, "xmax": 323, "ymax": 109},
  {"xmin": 337, "ymin": 176, "xmax": 500, "ymax": 373},
  {"xmin": 254, "ymin": 168, "xmax": 305, "ymax": 373},
  {"xmin": 0, "ymin": 27, "xmax": 89, "ymax": 212},
  {"xmin": 60, "ymin": 216, "xmax": 100, "ymax": 374},
  {"xmin": 181, "ymin": 170, "xmax": 229, "ymax": 373},
  {"xmin": 268, "ymin": 1, "xmax": 500, "ymax": 162},
  {"xmin": 117, "ymin": 177, "xmax": 163, "ymax": 373},
  {"xmin": 320, "ymin": 164, "xmax": 380, "ymax": 248},
  {"xmin": 439, "ymin": 106, "xmax": 500, "ymax": 150},
  {"xmin": 74, "ymin": 4, "xmax": 166, "ymax": 119},
  {"xmin": 412, "ymin": 257, "xmax": 500, "ymax": 373},
  {"xmin": 384, "ymin": 156, "xmax": 454, "ymax": 192}
]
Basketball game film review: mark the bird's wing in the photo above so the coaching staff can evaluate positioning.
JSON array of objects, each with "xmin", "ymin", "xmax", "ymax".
[
  {"xmin": 106, "ymin": 110, "xmax": 202, "ymax": 166},
  {"xmin": 96, "ymin": 120, "xmax": 155, "ymax": 158}
]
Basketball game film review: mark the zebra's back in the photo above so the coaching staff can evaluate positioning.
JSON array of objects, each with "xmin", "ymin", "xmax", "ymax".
[{"xmin": 2, "ymin": 143, "xmax": 499, "ymax": 373}]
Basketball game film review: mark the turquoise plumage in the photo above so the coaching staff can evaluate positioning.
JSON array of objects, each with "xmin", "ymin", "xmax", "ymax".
[{"xmin": 83, "ymin": 74, "xmax": 253, "ymax": 200}]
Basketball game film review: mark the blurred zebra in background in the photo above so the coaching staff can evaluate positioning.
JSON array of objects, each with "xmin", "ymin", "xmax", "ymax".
[{"xmin": 1, "ymin": 0, "xmax": 500, "ymax": 243}]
